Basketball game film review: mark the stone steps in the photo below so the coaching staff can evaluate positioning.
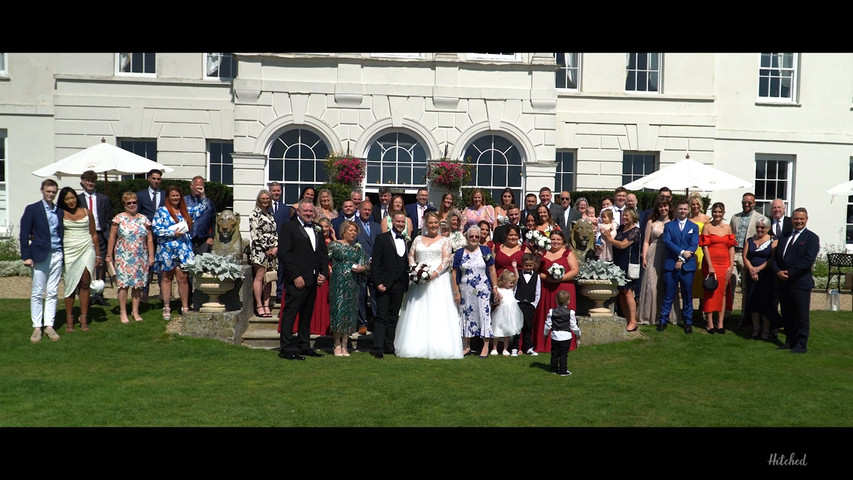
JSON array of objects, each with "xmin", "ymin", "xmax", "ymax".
[{"xmin": 241, "ymin": 306, "xmax": 371, "ymax": 351}]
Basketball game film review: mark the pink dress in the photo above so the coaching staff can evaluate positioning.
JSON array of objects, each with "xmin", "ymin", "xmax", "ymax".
[{"xmin": 463, "ymin": 205, "xmax": 496, "ymax": 230}]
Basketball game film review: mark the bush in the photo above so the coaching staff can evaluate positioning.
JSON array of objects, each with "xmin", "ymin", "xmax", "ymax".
[
  {"xmin": 0, "ymin": 237, "xmax": 20, "ymax": 262},
  {"xmin": 94, "ymin": 179, "xmax": 233, "ymax": 218},
  {"xmin": 0, "ymin": 260, "xmax": 30, "ymax": 277}
]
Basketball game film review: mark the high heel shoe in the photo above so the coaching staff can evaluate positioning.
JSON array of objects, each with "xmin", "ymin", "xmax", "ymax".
[
  {"xmin": 334, "ymin": 345, "xmax": 344, "ymax": 357},
  {"xmin": 66, "ymin": 314, "xmax": 74, "ymax": 333},
  {"xmin": 162, "ymin": 307, "xmax": 171, "ymax": 320},
  {"xmin": 341, "ymin": 347, "xmax": 350, "ymax": 357},
  {"xmin": 262, "ymin": 305, "xmax": 273, "ymax": 318},
  {"xmin": 181, "ymin": 307, "xmax": 190, "ymax": 315},
  {"xmin": 79, "ymin": 314, "xmax": 90, "ymax": 332},
  {"xmin": 120, "ymin": 314, "xmax": 130, "ymax": 324},
  {"xmin": 132, "ymin": 313, "xmax": 144, "ymax": 322}
]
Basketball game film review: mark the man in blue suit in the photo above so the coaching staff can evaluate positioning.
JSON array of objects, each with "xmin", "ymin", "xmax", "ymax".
[
  {"xmin": 135, "ymin": 169, "xmax": 164, "ymax": 302},
  {"xmin": 269, "ymin": 182, "xmax": 290, "ymax": 306},
  {"xmin": 331, "ymin": 199, "xmax": 358, "ymax": 235},
  {"xmin": 355, "ymin": 200, "xmax": 380, "ymax": 336},
  {"xmin": 770, "ymin": 207, "xmax": 819, "ymax": 353},
  {"xmin": 405, "ymin": 188, "xmax": 436, "ymax": 239},
  {"xmin": 659, "ymin": 198, "xmax": 699, "ymax": 334},
  {"xmin": 20, "ymin": 179, "xmax": 65, "ymax": 343}
]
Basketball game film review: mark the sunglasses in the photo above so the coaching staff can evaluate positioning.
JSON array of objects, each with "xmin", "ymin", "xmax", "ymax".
[
  {"xmin": 125, "ymin": 201, "xmax": 137, "ymax": 205},
  {"xmin": 560, "ymin": 197, "xmax": 570, "ymax": 201}
]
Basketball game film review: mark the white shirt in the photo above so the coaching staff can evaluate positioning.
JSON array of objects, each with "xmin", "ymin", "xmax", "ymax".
[
  {"xmin": 301, "ymin": 220, "xmax": 317, "ymax": 251},
  {"xmin": 393, "ymin": 230, "xmax": 405, "ymax": 256},
  {"xmin": 85, "ymin": 192, "xmax": 100, "ymax": 230}
]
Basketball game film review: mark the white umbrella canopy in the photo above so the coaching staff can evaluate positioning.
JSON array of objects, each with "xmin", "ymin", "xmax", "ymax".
[
  {"xmin": 32, "ymin": 141, "xmax": 174, "ymax": 179},
  {"xmin": 826, "ymin": 179, "xmax": 853, "ymax": 197},
  {"xmin": 622, "ymin": 158, "xmax": 753, "ymax": 194}
]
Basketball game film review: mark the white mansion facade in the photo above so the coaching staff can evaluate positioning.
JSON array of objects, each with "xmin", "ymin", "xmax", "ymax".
[{"xmin": 1, "ymin": 52, "xmax": 852, "ymax": 250}]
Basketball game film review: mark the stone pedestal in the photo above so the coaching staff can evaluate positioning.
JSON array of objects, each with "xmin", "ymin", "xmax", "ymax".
[
  {"xmin": 184, "ymin": 264, "xmax": 252, "ymax": 345},
  {"xmin": 575, "ymin": 315, "xmax": 632, "ymax": 346}
]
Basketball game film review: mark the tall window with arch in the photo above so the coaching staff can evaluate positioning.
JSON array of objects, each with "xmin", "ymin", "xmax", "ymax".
[
  {"xmin": 463, "ymin": 134, "xmax": 523, "ymax": 201},
  {"xmin": 365, "ymin": 132, "xmax": 428, "ymax": 189},
  {"xmin": 268, "ymin": 128, "xmax": 330, "ymax": 205}
]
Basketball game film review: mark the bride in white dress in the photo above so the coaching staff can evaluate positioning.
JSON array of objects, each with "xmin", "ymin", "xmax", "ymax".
[{"xmin": 394, "ymin": 212, "xmax": 464, "ymax": 359}]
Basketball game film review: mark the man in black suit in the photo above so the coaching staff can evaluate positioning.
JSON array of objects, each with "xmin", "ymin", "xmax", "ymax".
[
  {"xmin": 492, "ymin": 204, "xmax": 524, "ymax": 245},
  {"xmin": 78, "ymin": 170, "xmax": 112, "ymax": 306},
  {"xmin": 405, "ymin": 188, "xmax": 436, "ymax": 238},
  {"xmin": 770, "ymin": 207, "xmax": 819, "ymax": 354},
  {"xmin": 369, "ymin": 211, "xmax": 411, "ymax": 358},
  {"xmin": 277, "ymin": 199, "xmax": 328, "ymax": 360},
  {"xmin": 556, "ymin": 191, "xmax": 582, "ymax": 232},
  {"xmin": 355, "ymin": 200, "xmax": 380, "ymax": 336},
  {"xmin": 373, "ymin": 186, "xmax": 393, "ymax": 223},
  {"xmin": 135, "ymin": 169, "xmax": 164, "ymax": 302},
  {"xmin": 331, "ymin": 199, "xmax": 358, "ymax": 234},
  {"xmin": 769, "ymin": 198, "xmax": 793, "ymax": 239},
  {"xmin": 269, "ymin": 182, "xmax": 290, "ymax": 305},
  {"xmin": 521, "ymin": 193, "xmax": 538, "ymax": 222}
]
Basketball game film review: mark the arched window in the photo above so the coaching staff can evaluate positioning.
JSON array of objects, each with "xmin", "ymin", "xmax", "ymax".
[
  {"xmin": 463, "ymin": 133, "xmax": 523, "ymax": 200},
  {"xmin": 365, "ymin": 132, "xmax": 428, "ymax": 191},
  {"xmin": 268, "ymin": 127, "xmax": 330, "ymax": 204}
]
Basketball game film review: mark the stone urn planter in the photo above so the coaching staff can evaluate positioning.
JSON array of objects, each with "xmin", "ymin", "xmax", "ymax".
[
  {"xmin": 577, "ymin": 278, "xmax": 620, "ymax": 317},
  {"xmin": 195, "ymin": 273, "xmax": 235, "ymax": 313}
]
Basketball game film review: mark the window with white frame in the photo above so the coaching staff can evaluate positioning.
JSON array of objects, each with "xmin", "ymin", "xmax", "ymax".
[
  {"xmin": 463, "ymin": 133, "xmax": 524, "ymax": 201},
  {"xmin": 119, "ymin": 139, "xmax": 158, "ymax": 180},
  {"xmin": 847, "ymin": 158, "xmax": 853, "ymax": 245},
  {"xmin": 117, "ymin": 53, "xmax": 156, "ymax": 76},
  {"xmin": 0, "ymin": 130, "xmax": 7, "ymax": 230},
  {"xmin": 209, "ymin": 142, "xmax": 234, "ymax": 186},
  {"xmin": 622, "ymin": 152, "xmax": 657, "ymax": 188},
  {"xmin": 205, "ymin": 53, "xmax": 237, "ymax": 79},
  {"xmin": 625, "ymin": 53, "xmax": 661, "ymax": 93},
  {"xmin": 0, "ymin": 53, "xmax": 7, "ymax": 77},
  {"xmin": 758, "ymin": 53, "xmax": 797, "ymax": 102},
  {"xmin": 554, "ymin": 53, "xmax": 580, "ymax": 90},
  {"xmin": 365, "ymin": 131, "xmax": 428, "ymax": 190},
  {"xmin": 555, "ymin": 150, "xmax": 575, "ymax": 192},
  {"xmin": 467, "ymin": 53, "xmax": 521, "ymax": 62},
  {"xmin": 268, "ymin": 127, "xmax": 331, "ymax": 205},
  {"xmin": 370, "ymin": 53, "xmax": 426, "ymax": 59},
  {"xmin": 754, "ymin": 153, "xmax": 793, "ymax": 216}
]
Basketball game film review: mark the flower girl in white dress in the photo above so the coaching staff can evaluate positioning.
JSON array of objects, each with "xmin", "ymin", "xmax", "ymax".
[{"xmin": 490, "ymin": 268, "xmax": 524, "ymax": 356}]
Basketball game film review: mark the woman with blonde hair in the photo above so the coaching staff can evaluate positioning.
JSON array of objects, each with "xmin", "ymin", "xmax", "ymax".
[
  {"xmin": 316, "ymin": 188, "xmax": 338, "ymax": 221},
  {"xmin": 106, "ymin": 191, "xmax": 155, "ymax": 324},
  {"xmin": 249, "ymin": 189, "xmax": 278, "ymax": 318}
]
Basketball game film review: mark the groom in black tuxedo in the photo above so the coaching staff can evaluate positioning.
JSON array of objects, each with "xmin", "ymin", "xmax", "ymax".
[
  {"xmin": 369, "ymin": 211, "xmax": 411, "ymax": 358},
  {"xmin": 277, "ymin": 199, "xmax": 329, "ymax": 360}
]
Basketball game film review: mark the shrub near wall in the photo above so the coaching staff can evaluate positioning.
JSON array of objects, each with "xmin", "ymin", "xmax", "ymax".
[{"xmin": 95, "ymin": 179, "xmax": 233, "ymax": 218}]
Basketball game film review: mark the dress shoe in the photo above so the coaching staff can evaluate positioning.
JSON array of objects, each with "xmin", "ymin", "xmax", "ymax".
[
  {"xmin": 278, "ymin": 352, "xmax": 305, "ymax": 361},
  {"xmin": 684, "ymin": 325, "xmax": 693, "ymax": 334},
  {"xmin": 301, "ymin": 350, "xmax": 324, "ymax": 357},
  {"xmin": 777, "ymin": 344, "xmax": 792, "ymax": 350},
  {"xmin": 626, "ymin": 326, "xmax": 639, "ymax": 333},
  {"xmin": 707, "ymin": 327, "xmax": 717, "ymax": 334},
  {"xmin": 656, "ymin": 322, "xmax": 667, "ymax": 332},
  {"xmin": 370, "ymin": 350, "xmax": 384, "ymax": 359},
  {"xmin": 789, "ymin": 347, "xmax": 807, "ymax": 354}
]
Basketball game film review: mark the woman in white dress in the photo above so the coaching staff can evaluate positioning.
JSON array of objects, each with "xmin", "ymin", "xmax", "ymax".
[
  {"xmin": 394, "ymin": 211, "xmax": 464, "ymax": 359},
  {"xmin": 56, "ymin": 187, "xmax": 100, "ymax": 333}
]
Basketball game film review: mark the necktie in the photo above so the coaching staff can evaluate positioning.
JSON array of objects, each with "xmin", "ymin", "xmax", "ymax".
[
  {"xmin": 395, "ymin": 232, "xmax": 405, "ymax": 240},
  {"xmin": 153, "ymin": 191, "xmax": 158, "ymax": 208},
  {"xmin": 364, "ymin": 221, "xmax": 370, "ymax": 236},
  {"xmin": 303, "ymin": 222, "xmax": 314, "ymax": 228},
  {"xmin": 88, "ymin": 194, "xmax": 93, "ymax": 211},
  {"xmin": 784, "ymin": 231, "xmax": 799, "ymax": 258},
  {"xmin": 273, "ymin": 202, "xmax": 278, "ymax": 215},
  {"xmin": 775, "ymin": 221, "xmax": 781, "ymax": 236}
]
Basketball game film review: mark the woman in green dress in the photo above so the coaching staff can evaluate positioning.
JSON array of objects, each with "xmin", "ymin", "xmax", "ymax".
[{"xmin": 328, "ymin": 220, "xmax": 368, "ymax": 357}]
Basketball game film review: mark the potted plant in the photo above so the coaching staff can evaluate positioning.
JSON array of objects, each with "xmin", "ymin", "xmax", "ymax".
[
  {"xmin": 183, "ymin": 252, "xmax": 245, "ymax": 312},
  {"xmin": 576, "ymin": 259, "xmax": 626, "ymax": 316}
]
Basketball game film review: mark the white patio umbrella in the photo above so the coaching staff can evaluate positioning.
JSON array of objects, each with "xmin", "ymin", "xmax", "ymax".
[
  {"xmin": 826, "ymin": 179, "xmax": 853, "ymax": 198},
  {"xmin": 622, "ymin": 156, "xmax": 753, "ymax": 195}
]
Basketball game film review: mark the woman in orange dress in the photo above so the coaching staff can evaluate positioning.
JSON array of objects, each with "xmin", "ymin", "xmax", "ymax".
[
  {"xmin": 699, "ymin": 202, "xmax": 737, "ymax": 334},
  {"xmin": 532, "ymin": 230, "xmax": 579, "ymax": 353}
]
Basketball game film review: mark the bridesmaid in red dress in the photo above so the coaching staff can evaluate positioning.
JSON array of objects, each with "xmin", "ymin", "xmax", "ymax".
[
  {"xmin": 493, "ymin": 224, "xmax": 528, "ymax": 276},
  {"xmin": 699, "ymin": 202, "xmax": 737, "ymax": 334},
  {"xmin": 532, "ymin": 230, "xmax": 579, "ymax": 353},
  {"xmin": 279, "ymin": 217, "xmax": 334, "ymax": 336}
]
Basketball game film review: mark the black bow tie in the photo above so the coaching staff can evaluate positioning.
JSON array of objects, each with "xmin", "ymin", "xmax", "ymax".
[
  {"xmin": 395, "ymin": 233, "xmax": 406, "ymax": 240},
  {"xmin": 302, "ymin": 222, "xmax": 314, "ymax": 228}
]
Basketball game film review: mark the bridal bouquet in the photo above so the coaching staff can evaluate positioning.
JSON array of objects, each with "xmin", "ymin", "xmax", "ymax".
[
  {"xmin": 525, "ymin": 230, "xmax": 551, "ymax": 251},
  {"xmin": 409, "ymin": 263, "xmax": 432, "ymax": 284},
  {"xmin": 496, "ymin": 214, "xmax": 509, "ymax": 226},
  {"xmin": 548, "ymin": 263, "xmax": 565, "ymax": 281}
]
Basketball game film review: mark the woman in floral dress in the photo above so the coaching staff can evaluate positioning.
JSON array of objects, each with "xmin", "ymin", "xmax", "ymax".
[
  {"xmin": 152, "ymin": 185, "xmax": 208, "ymax": 320},
  {"xmin": 106, "ymin": 191, "xmax": 154, "ymax": 323},
  {"xmin": 532, "ymin": 230, "xmax": 579, "ymax": 353},
  {"xmin": 249, "ymin": 189, "xmax": 278, "ymax": 318},
  {"xmin": 328, "ymin": 220, "xmax": 368, "ymax": 356},
  {"xmin": 452, "ymin": 224, "xmax": 499, "ymax": 358}
]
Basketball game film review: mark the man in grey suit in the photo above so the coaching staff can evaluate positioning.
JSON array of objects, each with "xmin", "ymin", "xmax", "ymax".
[
  {"xmin": 355, "ymin": 200, "xmax": 380, "ymax": 336},
  {"xmin": 556, "ymin": 190, "xmax": 582, "ymax": 232},
  {"xmin": 538, "ymin": 187, "xmax": 563, "ymax": 224}
]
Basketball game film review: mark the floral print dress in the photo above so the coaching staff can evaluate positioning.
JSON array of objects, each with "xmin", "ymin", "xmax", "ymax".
[
  {"xmin": 112, "ymin": 212, "xmax": 152, "ymax": 288},
  {"xmin": 152, "ymin": 203, "xmax": 207, "ymax": 273},
  {"xmin": 249, "ymin": 207, "xmax": 278, "ymax": 271},
  {"xmin": 454, "ymin": 246, "xmax": 494, "ymax": 338}
]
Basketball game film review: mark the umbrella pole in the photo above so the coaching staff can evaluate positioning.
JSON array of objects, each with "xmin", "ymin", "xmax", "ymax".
[{"xmin": 103, "ymin": 172, "xmax": 109, "ymax": 196}]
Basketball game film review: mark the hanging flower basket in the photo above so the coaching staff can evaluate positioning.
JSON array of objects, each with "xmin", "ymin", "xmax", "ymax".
[
  {"xmin": 325, "ymin": 153, "xmax": 366, "ymax": 186},
  {"xmin": 426, "ymin": 159, "xmax": 470, "ymax": 190}
]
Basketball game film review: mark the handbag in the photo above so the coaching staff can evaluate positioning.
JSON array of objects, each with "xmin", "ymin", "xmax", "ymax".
[
  {"xmin": 627, "ymin": 234, "xmax": 640, "ymax": 279},
  {"xmin": 703, "ymin": 273, "xmax": 718, "ymax": 291}
]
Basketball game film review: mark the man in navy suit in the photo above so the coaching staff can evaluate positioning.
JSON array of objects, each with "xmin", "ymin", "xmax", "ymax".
[
  {"xmin": 770, "ymin": 207, "xmax": 819, "ymax": 353},
  {"xmin": 20, "ymin": 179, "xmax": 65, "ymax": 343},
  {"xmin": 659, "ymin": 198, "xmax": 699, "ymax": 334},
  {"xmin": 78, "ymin": 170, "xmax": 113, "ymax": 305},
  {"xmin": 373, "ymin": 186, "xmax": 393, "ymax": 223},
  {"xmin": 405, "ymin": 188, "xmax": 436, "ymax": 238},
  {"xmin": 369, "ymin": 211, "xmax": 410, "ymax": 358},
  {"xmin": 355, "ymin": 200, "xmax": 380, "ymax": 336},
  {"xmin": 277, "ymin": 199, "xmax": 328, "ymax": 360},
  {"xmin": 269, "ymin": 182, "xmax": 290, "ymax": 305},
  {"xmin": 136, "ymin": 169, "xmax": 164, "ymax": 302},
  {"xmin": 331, "ymin": 199, "xmax": 358, "ymax": 235}
]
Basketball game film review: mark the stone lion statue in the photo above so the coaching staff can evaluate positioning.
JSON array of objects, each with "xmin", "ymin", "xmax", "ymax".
[
  {"xmin": 212, "ymin": 210, "xmax": 244, "ymax": 261},
  {"xmin": 570, "ymin": 219, "xmax": 597, "ymax": 264}
]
